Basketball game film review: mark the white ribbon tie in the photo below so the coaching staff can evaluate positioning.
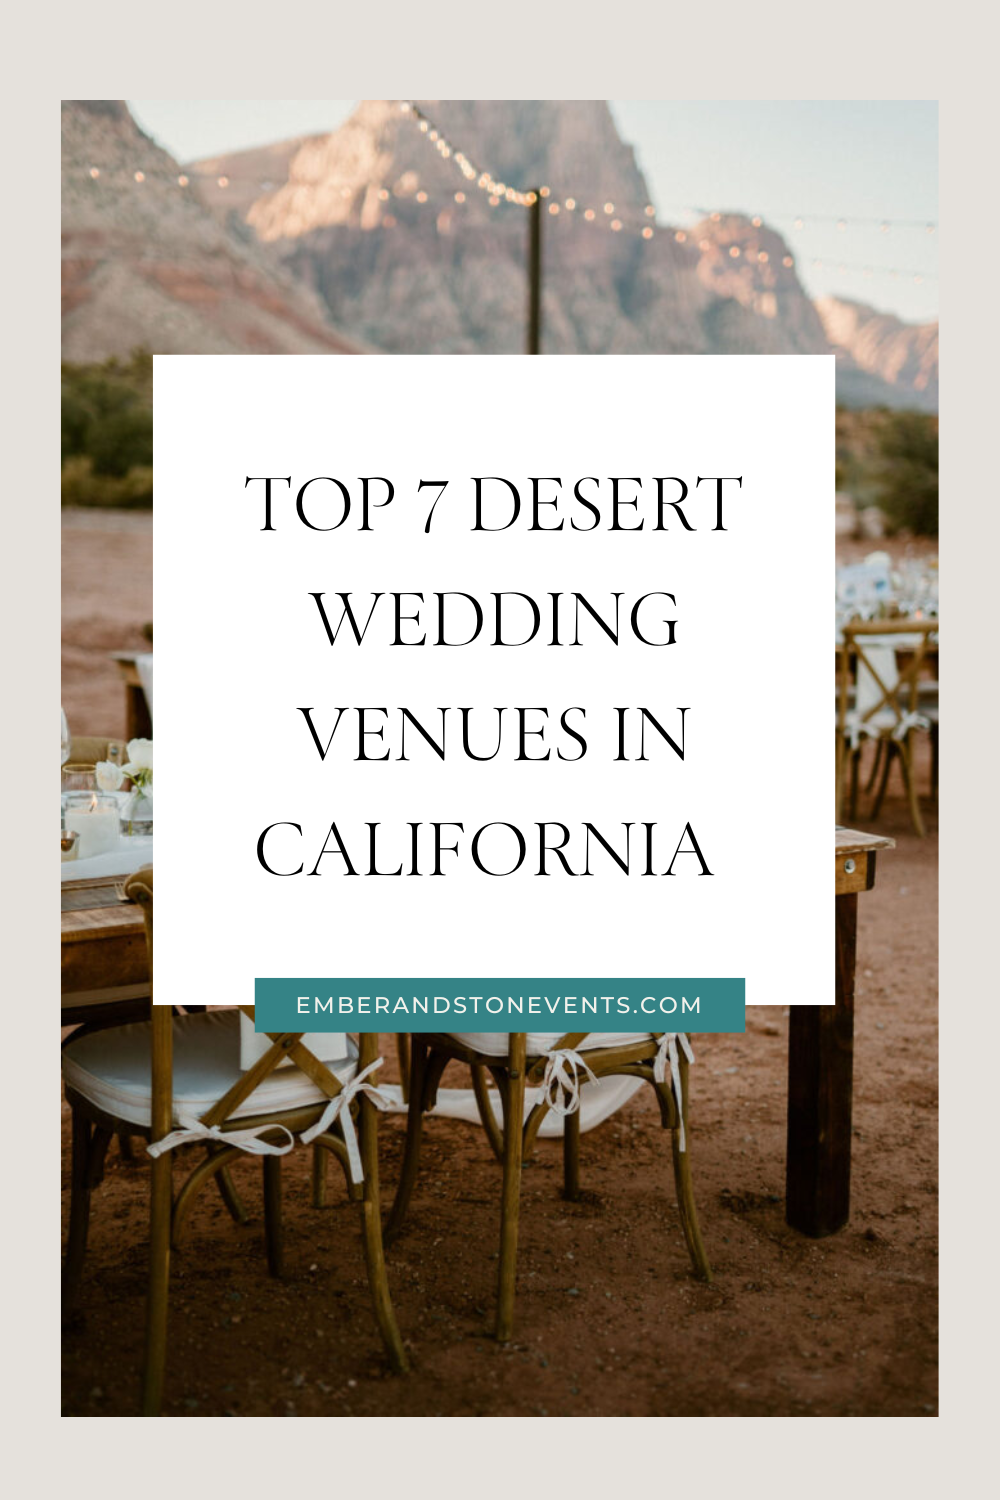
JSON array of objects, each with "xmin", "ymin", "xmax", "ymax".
[
  {"xmin": 299, "ymin": 1057, "xmax": 394, "ymax": 1183},
  {"xmin": 892, "ymin": 710, "xmax": 930, "ymax": 741},
  {"xmin": 539, "ymin": 1048, "xmax": 600, "ymax": 1117},
  {"xmin": 147, "ymin": 1114, "xmax": 295, "ymax": 1159},
  {"xmin": 653, "ymin": 1033, "xmax": 695, "ymax": 1153}
]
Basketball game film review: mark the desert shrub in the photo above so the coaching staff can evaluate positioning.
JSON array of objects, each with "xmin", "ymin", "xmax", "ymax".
[
  {"xmin": 61, "ymin": 349, "xmax": 153, "ymax": 507},
  {"xmin": 836, "ymin": 406, "xmax": 938, "ymax": 537},
  {"xmin": 88, "ymin": 405, "xmax": 153, "ymax": 477},
  {"xmin": 873, "ymin": 411, "xmax": 938, "ymax": 536},
  {"xmin": 61, "ymin": 455, "xmax": 153, "ymax": 509}
]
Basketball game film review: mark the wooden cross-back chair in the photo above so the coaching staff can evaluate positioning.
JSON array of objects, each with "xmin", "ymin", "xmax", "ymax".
[
  {"xmin": 384, "ymin": 1029, "xmax": 712, "ymax": 1343},
  {"xmin": 62, "ymin": 866, "xmax": 407, "ymax": 1415},
  {"xmin": 836, "ymin": 618, "xmax": 937, "ymax": 837}
]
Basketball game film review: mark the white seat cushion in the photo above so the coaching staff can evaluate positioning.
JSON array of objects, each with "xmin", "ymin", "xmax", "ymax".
[
  {"xmin": 63, "ymin": 1009, "xmax": 358, "ymax": 1130},
  {"xmin": 447, "ymin": 1031, "xmax": 654, "ymax": 1057}
]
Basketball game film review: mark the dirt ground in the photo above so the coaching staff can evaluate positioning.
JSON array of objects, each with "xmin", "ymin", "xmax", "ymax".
[{"xmin": 61, "ymin": 510, "xmax": 938, "ymax": 1417}]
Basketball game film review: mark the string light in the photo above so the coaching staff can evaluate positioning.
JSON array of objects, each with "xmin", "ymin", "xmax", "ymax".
[{"xmin": 79, "ymin": 96, "xmax": 937, "ymax": 283}]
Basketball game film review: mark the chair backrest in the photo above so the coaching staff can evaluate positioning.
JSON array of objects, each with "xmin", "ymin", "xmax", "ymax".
[
  {"xmin": 122, "ymin": 866, "xmax": 370, "ymax": 1142},
  {"xmin": 838, "ymin": 619, "xmax": 938, "ymax": 733},
  {"xmin": 68, "ymin": 736, "xmax": 128, "ymax": 768}
]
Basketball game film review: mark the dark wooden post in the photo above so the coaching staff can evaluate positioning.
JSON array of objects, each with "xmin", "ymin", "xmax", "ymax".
[
  {"xmin": 786, "ymin": 891, "xmax": 858, "ymax": 1235},
  {"xmin": 527, "ymin": 190, "xmax": 542, "ymax": 354}
]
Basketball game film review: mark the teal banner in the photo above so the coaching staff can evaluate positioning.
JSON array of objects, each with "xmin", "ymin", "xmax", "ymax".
[{"xmin": 253, "ymin": 978, "xmax": 745, "ymax": 1034}]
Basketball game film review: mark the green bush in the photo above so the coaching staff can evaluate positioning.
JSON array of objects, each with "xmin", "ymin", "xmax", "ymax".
[
  {"xmin": 836, "ymin": 406, "xmax": 938, "ymax": 537},
  {"xmin": 873, "ymin": 410, "xmax": 938, "ymax": 537},
  {"xmin": 61, "ymin": 349, "xmax": 153, "ymax": 506},
  {"xmin": 61, "ymin": 455, "xmax": 153, "ymax": 509}
]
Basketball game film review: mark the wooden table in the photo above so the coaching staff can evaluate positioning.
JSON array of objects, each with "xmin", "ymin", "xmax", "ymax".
[
  {"xmin": 62, "ymin": 876, "xmax": 149, "ymax": 1018},
  {"xmin": 785, "ymin": 827, "xmax": 894, "ymax": 1237}
]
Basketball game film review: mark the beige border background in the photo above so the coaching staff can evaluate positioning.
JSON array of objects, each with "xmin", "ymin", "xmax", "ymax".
[{"xmin": 5, "ymin": 3, "xmax": 991, "ymax": 1480}]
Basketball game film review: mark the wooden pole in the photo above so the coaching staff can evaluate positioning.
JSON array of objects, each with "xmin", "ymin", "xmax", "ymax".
[{"xmin": 527, "ymin": 190, "xmax": 542, "ymax": 354}]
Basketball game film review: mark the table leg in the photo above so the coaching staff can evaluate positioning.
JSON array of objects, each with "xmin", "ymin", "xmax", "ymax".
[{"xmin": 785, "ymin": 891, "xmax": 857, "ymax": 1236}]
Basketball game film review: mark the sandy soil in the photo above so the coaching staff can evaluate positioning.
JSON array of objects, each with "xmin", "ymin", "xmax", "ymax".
[{"xmin": 61, "ymin": 510, "xmax": 938, "ymax": 1417}]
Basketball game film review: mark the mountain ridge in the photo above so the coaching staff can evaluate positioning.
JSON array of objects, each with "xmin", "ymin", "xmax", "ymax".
[{"xmin": 62, "ymin": 101, "xmax": 360, "ymax": 359}]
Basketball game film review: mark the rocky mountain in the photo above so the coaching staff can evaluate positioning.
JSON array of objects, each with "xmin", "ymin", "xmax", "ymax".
[
  {"xmin": 816, "ymin": 296, "xmax": 938, "ymax": 411},
  {"xmin": 61, "ymin": 101, "xmax": 359, "ymax": 359},
  {"xmin": 191, "ymin": 100, "xmax": 937, "ymax": 408}
]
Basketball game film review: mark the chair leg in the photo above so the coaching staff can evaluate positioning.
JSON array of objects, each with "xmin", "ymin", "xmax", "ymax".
[
  {"xmin": 472, "ymin": 1064, "xmax": 504, "ymax": 1164},
  {"xmin": 848, "ymin": 748, "xmax": 860, "ymax": 821},
  {"xmin": 930, "ymin": 722, "xmax": 939, "ymax": 802},
  {"xmin": 871, "ymin": 738, "xmax": 894, "ymax": 819},
  {"xmin": 562, "ymin": 1107, "xmax": 581, "ymax": 1201},
  {"xmin": 835, "ymin": 732, "xmax": 845, "ymax": 823},
  {"xmin": 670, "ymin": 1059, "xmax": 712, "ymax": 1283},
  {"xmin": 310, "ymin": 1143, "xmax": 328, "ymax": 1207},
  {"xmin": 63, "ymin": 1108, "xmax": 94, "ymax": 1310},
  {"xmin": 384, "ymin": 1037, "xmax": 429, "ymax": 1245},
  {"xmin": 358, "ymin": 1093, "xmax": 408, "ymax": 1372},
  {"xmin": 672, "ymin": 1135, "xmax": 713, "ymax": 1282},
  {"xmin": 898, "ymin": 735, "xmax": 926, "ymax": 838},
  {"xmin": 495, "ymin": 1060, "xmax": 526, "ymax": 1343},
  {"xmin": 262, "ymin": 1156, "xmax": 284, "ymax": 1277},
  {"xmin": 214, "ymin": 1159, "xmax": 248, "ymax": 1223},
  {"xmin": 396, "ymin": 1033, "xmax": 411, "ymax": 1104},
  {"xmin": 141, "ymin": 1153, "xmax": 173, "ymax": 1416},
  {"xmin": 864, "ymin": 738, "xmax": 884, "ymax": 794}
]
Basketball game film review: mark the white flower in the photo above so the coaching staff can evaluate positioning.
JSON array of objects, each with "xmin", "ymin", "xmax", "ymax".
[
  {"xmin": 94, "ymin": 760, "xmax": 124, "ymax": 792},
  {"xmin": 126, "ymin": 738, "xmax": 153, "ymax": 771}
]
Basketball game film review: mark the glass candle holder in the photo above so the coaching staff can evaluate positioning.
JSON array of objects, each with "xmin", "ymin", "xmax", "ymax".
[
  {"xmin": 62, "ymin": 763, "xmax": 97, "ymax": 796},
  {"xmin": 63, "ymin": 792, "xmax": 120, "ymax": 860}
]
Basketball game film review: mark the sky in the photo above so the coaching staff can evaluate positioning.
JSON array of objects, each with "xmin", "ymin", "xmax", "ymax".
[{"xmin": 128, "ymin": 100, "xmax": 938, "ymax": 322}]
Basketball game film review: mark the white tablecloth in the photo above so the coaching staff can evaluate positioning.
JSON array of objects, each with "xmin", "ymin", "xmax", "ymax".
[{"xmin": 61, "ymin": 836, "xmax": 153, "ymax": 883}]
